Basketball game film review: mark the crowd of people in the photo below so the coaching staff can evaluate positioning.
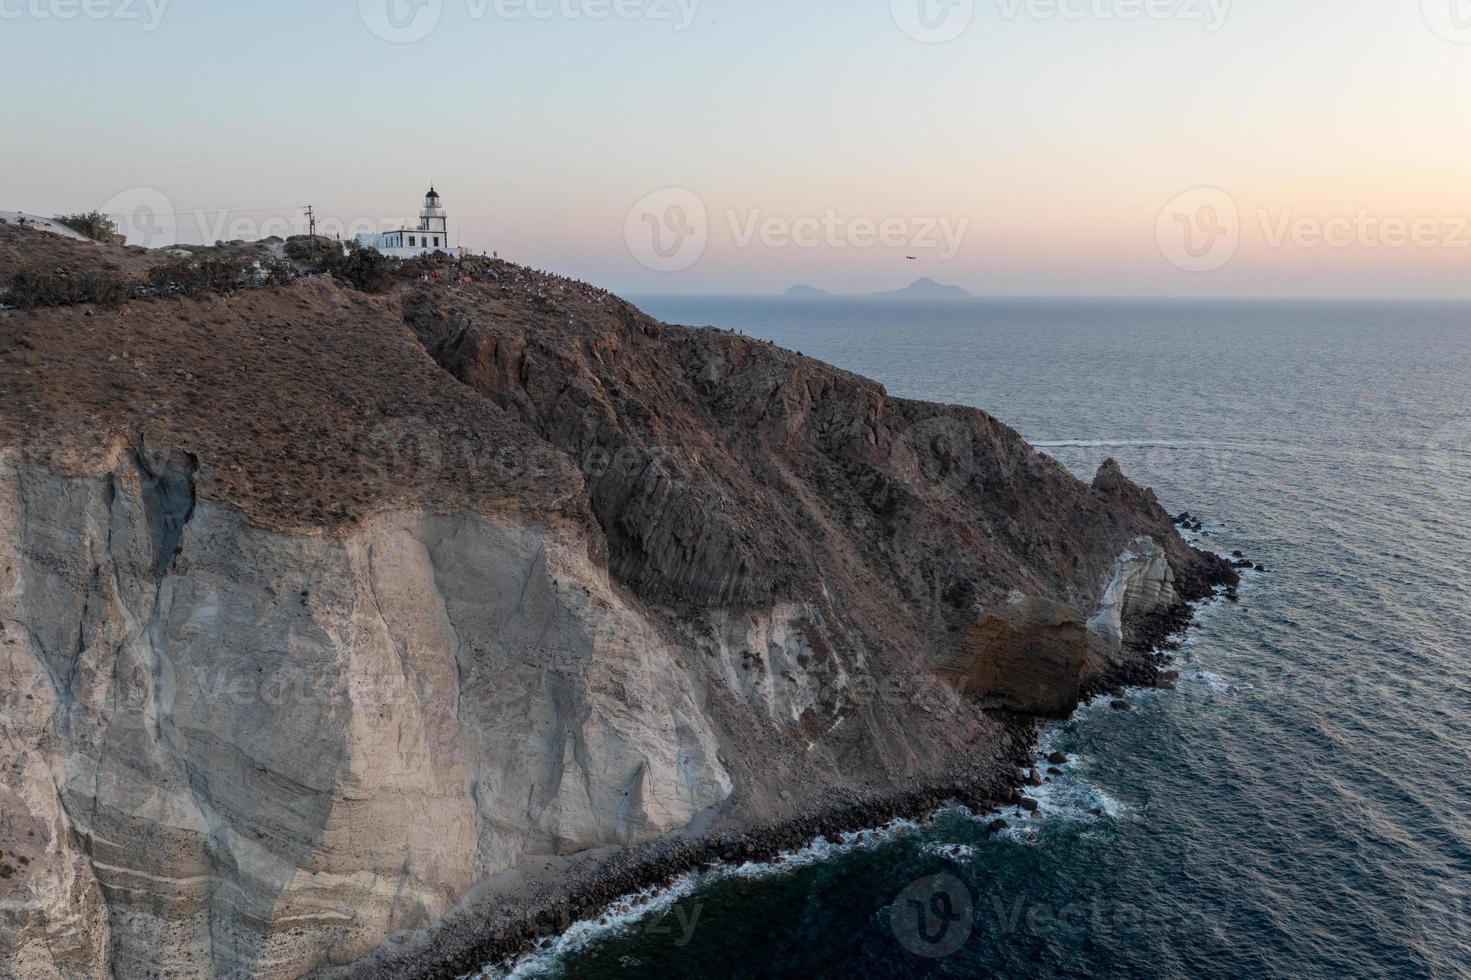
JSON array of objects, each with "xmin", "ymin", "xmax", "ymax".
[{"xmin": 441, "ymin": 253, "xmax": 616, "ymax": 309}]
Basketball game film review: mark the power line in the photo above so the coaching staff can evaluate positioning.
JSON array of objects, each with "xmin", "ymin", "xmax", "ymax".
[{"xmin": 99, "ymin": 206, "xmax": 307, "ymax": 218}]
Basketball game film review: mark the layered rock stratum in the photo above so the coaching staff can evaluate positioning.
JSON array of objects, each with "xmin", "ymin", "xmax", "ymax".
[{"xmin": 0, "ymin": 224, "xmax": 1234, "ymax": 978}]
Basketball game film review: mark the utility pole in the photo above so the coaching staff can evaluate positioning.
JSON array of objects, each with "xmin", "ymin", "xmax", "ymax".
[{"xmin": 304, "ymin": 205, "xmax": 316, "ymax": 237}]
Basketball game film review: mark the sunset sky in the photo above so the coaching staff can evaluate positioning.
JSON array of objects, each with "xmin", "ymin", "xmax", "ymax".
[{"xmin": 6, "ymin": 0, "xmax": 1471, "ymax": 297}]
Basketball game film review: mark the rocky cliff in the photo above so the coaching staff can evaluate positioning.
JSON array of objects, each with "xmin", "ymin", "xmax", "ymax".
[{"xmin": 0, "ymin": 226, "xmax": 1234, "ymax": 978}]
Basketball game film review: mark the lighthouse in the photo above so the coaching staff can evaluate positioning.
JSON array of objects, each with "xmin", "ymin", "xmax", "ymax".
[
  {"xmin": 418, "ymin": 186, "xmax": 447, "ymax": 237},
  {"xmin": 354, "ymin": 186, "xmax": 463, "ymax": 258}
]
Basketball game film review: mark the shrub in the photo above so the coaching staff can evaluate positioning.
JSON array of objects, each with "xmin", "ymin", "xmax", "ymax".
[
  {"xmin": 284, "ymin": 235, "xmax": 343, "ymax": 271},
  {"xmin": 196, "ymin": 258, "xmax": 246, "ymax": 294},
  {"xmin": 337, "ymin": 243, "xmax": 391, "ymax": 293},
  {"xmin": 4, "ymin": 267, "xmax": 129, "ymax": 308},
  {"xmin": 282, "ymin": 236, "xmax": 396, "ymax": 293},
  {"xmin": 54, "ymin": 211, "xmax": 123, "ymax": 245},
  {"xmin": 267, "ymin": 261, "xmax": 296, "ymax": 286},
  {"xmin": 147, "ymin": 261, "xmax": 187, "ymax": 295},
  {"xmin": 6, "ymin": 268, "xmax": 80, "ymax": 307},
  {"xmin": 80, "ymin": 272, "xmax": 129, "ymax": 308},
  {"xmin": 150, "ymin": 257, "xmax": 256, "ymax": 296}
]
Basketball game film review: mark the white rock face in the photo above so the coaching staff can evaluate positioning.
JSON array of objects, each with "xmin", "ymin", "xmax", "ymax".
[
  {"xmin": 699, "ymin": 602, "xmax": 857, "ymax": 727},
  {"xmin": 0, "ymin": 440, "xmax": 1197, "ymax": 978},
  {"xmin": 1087, "ymin": 536, "xmax": 1178, "ymax": 645},
  {"xmin": 0, "ymin": 450, "xmax": 732, "ymax": 978}
]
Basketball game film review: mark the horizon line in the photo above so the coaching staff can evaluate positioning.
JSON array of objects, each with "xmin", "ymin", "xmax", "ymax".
[{"xmin": 621, "ymin": 290, "xmax": 1471, "ymax": 304}]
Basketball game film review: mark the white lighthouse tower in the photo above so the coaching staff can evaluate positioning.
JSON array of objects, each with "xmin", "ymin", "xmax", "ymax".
[
  {"xmin": 419, "ymin": 186, "xmax": 447, "ymax": 238},
  {"xmin": 355, "ymin": 185, "xmax": 462, "ymax": 258}
]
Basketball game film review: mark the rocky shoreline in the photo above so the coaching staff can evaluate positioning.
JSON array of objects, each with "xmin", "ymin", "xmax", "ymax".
[
  {"xmin": 328, "ymin": 566, "xmax": 1238, "ymax": 980},
  {"xmin": 325, "ymin": 727, "xmax": 1037, "ymax": 980},
  {"xmin": 2, "ymin": 225, "xmax": 1245, "ymax": 979}
]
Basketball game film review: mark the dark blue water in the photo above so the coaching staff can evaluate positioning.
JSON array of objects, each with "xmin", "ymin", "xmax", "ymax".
[{"xmin": 486, "ymin": 297, "xmax": 1471, "ymax": 979}]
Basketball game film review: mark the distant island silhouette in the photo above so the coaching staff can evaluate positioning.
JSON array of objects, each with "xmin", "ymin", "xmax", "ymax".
[
  {"xmin": 782, "ymin": 277, "xmax": 972, "ymax": 299},
  {"xmin": 869, "ymin": 277, "xmax": 972, "ymax": 299}
]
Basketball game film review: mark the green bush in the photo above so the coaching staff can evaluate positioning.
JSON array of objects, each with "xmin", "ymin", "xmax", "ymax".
[
  {"xmin": 197, "ymin": 258, "xmax": 245, "ymax": 293},
  {"xmin": 4, "ymin": 267, "xmax": 128, "ymax": 308},
  {"xmin": 54, "ymin": 211, "xmax": 123, "ymax": 245},
  {"xmin": 80, "ymin": 272, "xmax": 129, "ymax": 307},
  {"xmin": 267, "ymin": 261, "xmax": 296, "ymax": 286},
  {"xmin": 284, "ymin": 235, "xmax": 342, "ymax": 271},
  {"xmin": 6, "ymin": 269, "xmax": 79, "ymax": 307},
  {"xmin": 146, "ymin": 257, "xmax": 254, "ymax": 297},
  {"xmin": 282, "ymin": 236, "xmax": 395, "ymax": 293},
  {"xmin": 337, "ymin": 243, "xmax": 391, "ymax": 293},
  {"xmin": 147, "ymin": 261, "xmax": 192, "ymax": 295}
]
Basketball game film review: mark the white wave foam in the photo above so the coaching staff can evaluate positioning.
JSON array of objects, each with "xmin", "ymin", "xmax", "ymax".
[
  {"xmin": 923, "ymin": 841, "xmax": 977, "ymax": 861},
  {"xmin": 473, "ymin": 815, "xmax": 927, "ymax": 979},
  {"xmin": 1069, "ymin": 692, "xmax": 1121, "ymax": 722},
  {"xmin": 480, "ymin": 581, "xmax": 1251, "ymax": 979},
  {"xmin": 1030, "ymin": 439, "xmax": 1230, "ymax": 449},
  {"xmin": 984, "ymin": 735, "xmax": 1131, "ymax": 846},
  {"xmin": 989, "ymin": 776, "xmax": 1129, "ymax": 844},
  {"xmin": 1186, "ymin": 670, "xmax": 1249, "ymax": 696},
  {"xmin": 471, "ymin": 873, "xmax": 706, "ymax": 980}
]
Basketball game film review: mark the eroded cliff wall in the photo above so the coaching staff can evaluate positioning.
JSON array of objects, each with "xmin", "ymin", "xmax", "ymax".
[
  {"xmin": 0, "ymin": 448, "xmax": 735, "ymax": 977},
  {"xmin": 0, "ymin": 230, "xmax": 1234, "ymax": 978}
]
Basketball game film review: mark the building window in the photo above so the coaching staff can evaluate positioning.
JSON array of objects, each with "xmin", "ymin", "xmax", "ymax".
[
  {"xmin": 410, "ymin": 236, "xmax": 416, "ymax": 247},
  {"xmin": 434, "ymin": 237, "xmax": 440, "ymax": 247}
]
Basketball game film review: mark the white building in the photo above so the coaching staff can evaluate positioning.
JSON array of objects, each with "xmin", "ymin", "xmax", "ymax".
[{"xmin": 355, "ymin": 186, "xmax": 464, "ymax": 258}]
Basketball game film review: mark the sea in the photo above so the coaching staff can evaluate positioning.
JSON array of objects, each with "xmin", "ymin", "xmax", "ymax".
[{"xmin": 477, "ymin": 296, "xmax": 1471, "ymax": 979}]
